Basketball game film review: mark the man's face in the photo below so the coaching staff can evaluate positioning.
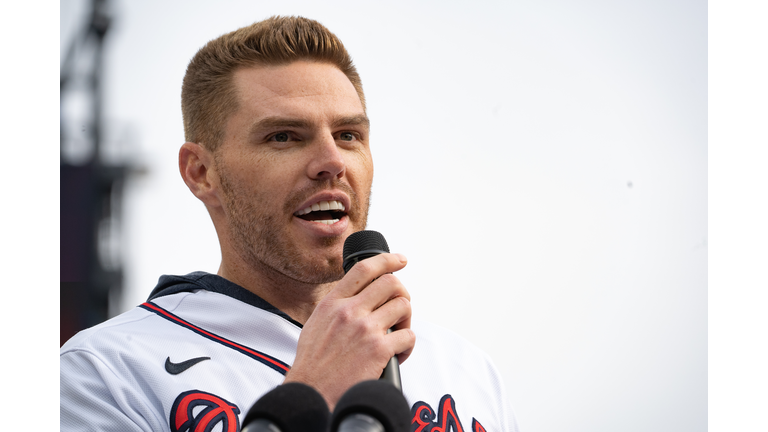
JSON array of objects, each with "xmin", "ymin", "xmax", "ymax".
[{"xmin": 213, "ymin": 61, "xmax": 373, "ymax": 284}]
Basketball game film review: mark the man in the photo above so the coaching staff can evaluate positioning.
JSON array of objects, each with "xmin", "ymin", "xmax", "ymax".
[{"xmin": 61, "ymin": 16, "xmax": 520, "ymax": 432}]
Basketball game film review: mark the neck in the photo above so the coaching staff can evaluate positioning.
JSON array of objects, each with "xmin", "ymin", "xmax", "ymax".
[{"xmin": 217, "ymin": 253, "xmax": 336, "ymax": 325}]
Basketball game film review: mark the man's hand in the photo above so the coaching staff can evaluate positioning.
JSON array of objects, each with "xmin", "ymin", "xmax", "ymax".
[{"xmin": 283, "ymin": 253, "xmax": 415, "ymax": 409}]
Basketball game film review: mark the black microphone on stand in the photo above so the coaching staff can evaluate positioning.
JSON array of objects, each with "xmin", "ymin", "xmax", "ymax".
[
  {"xmin": 342, "ymin": 230, "xmax": 402, "ymax": 392},
  {"xmin": 241, "ymin": 382, "xmax": 329, "ymax": 432},
  {"xmin": 331, "ymin": 380, "xmax": 411, "ymax": 432}
]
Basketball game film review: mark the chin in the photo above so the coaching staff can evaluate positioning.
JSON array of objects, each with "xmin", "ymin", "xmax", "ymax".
[
  {"xmin": 288, "ymin": 267, "xmax": 344, "ymax": 285},
  {"xmin": 279, "ymin": 252, "xmax": 346, "ymax": 285}
]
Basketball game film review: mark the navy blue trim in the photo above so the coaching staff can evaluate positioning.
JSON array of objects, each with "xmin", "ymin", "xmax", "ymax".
[
  {"xmin": 140, "ymin": 302, "xmax": 291, "ymax": 375},
  {"xmin": 148, "ymin": 272, "xmax": 303, "ymax": 328}
]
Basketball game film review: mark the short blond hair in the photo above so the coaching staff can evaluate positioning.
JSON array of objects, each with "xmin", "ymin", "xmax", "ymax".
[{"xmin": 181, "ymin": 16, "xmax": 365, "ymax": 151}]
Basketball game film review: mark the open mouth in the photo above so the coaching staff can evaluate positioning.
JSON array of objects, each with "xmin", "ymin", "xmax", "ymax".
[{"xmin": 294, "ymin": 200, "xmax": 347, "ymax": 225}]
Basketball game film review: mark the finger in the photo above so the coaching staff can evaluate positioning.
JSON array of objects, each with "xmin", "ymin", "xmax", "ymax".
[
  {"xmin": 332, "ymin": 253, "xmax": 407, "ymax": 298},
  {"xmin": 369, "ymin": 295, "xmax": 412, "ymax": 333},
  {"xmin": 386, "ymin": 327, "xmax": 416, "ymax": 364},
  {"xmin": 354, "ymin": 273, "xmax": 410, "ymax": 312}
]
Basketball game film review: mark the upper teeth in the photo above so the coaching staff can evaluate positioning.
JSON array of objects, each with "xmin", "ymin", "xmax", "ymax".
[{"xmin": 296, "ymin": 200, "xmax": 345, "ymax": 216}]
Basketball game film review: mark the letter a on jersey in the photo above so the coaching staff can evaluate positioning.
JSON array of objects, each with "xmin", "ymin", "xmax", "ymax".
[
  {"xmin": 411, "ymin": 394, "xmax": 487, "ymax": 432},
  {"xmin": 170, "ymin": 390, "xmax": 241, "ymax": 432}
]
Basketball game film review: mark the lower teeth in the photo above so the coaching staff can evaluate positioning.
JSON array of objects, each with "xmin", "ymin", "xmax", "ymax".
[{"xmin": 314, "ymin": 219, "xmax": 339, "ymax": 225}]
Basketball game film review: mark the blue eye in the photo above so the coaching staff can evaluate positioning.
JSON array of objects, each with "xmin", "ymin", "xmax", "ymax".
[
  {"xmin": 339, "ymin": 132, "xmax": 354, "ymax": 141},
  {"xmin": 272, "ymin": 132, "xmax": 289, "ymax": 142}
]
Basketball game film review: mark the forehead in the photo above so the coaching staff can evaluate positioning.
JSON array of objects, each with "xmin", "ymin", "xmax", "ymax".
[{"xmin": 231, "ymin": 61, "xmax": 364, "ymax": 118}]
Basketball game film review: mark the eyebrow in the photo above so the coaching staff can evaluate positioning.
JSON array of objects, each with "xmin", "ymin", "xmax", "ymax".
[
  {"xmin": 331, "ymin": 114, "xmax": 370, "ymax": 129},
  {"xmin": 248, "ymin": 114, "xmax": 370, "ymax": 137},
  {"xmin": 248, "ymin": 117, "xmax": 309, "ymax": 136}
]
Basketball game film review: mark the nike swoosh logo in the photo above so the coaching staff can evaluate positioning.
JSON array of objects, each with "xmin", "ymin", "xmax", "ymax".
[{"xmin": 165, "ymin": 356, "xmax": 211, "ymax": 375}]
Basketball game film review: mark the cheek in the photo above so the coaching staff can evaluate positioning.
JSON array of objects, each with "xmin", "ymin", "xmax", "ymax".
[
  {"xmin": 346, "ymin": 150, "xmax": 374, "ymax": 184},
  {"xmin": 229, "ymin": 151, "xmax": 292, "ymax": 187}
]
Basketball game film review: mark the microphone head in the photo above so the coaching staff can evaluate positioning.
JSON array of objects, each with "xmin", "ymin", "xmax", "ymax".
[
  {"xmin": 331, "ymin": 380, "xmax": 410, "ymax": 432},
  {"xmin": 242, "ymin": 382, "xmax": 330, "ymax": 432},
  {"xmin": 342, "ymin": 231, "xmax": 390, "ymax": 273}
]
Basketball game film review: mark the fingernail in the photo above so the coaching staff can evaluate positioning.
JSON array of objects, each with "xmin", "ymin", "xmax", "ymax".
[{"xmin": 395, "ymin": 253, "xmax": 407, "ymax": 263}]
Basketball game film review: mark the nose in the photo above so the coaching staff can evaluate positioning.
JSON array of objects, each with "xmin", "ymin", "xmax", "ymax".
[{"xmin": 307, "ymin": 133, "xmax": 345, "ymax": 181}]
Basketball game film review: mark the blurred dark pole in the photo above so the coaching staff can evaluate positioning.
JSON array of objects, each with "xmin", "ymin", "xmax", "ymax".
[{"xmin": 61, "ymin": 0, "xmax": 129, "ymax": 346}]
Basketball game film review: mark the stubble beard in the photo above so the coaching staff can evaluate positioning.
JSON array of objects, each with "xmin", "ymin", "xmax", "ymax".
[{"xmin": 217, "ymin": 162, "xmax": 370, "ymax": 285}]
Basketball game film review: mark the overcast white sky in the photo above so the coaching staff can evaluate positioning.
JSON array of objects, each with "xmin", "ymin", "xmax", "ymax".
[{"xmin": 53, "ymin": 1, "xmax": 766, "ymax": 431}]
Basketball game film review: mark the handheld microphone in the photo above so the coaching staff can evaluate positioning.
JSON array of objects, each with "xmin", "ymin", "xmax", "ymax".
[
  {"xmin": 241, "ymin": 382, "xmax": 330, "ymax": 432},
  {"xmin": 342, "ymin": 230, "xmax": 402, "ymax": 392},
  {"xmin": 331, "ymin": 380, "xmax": 411, "ymax": 432}
]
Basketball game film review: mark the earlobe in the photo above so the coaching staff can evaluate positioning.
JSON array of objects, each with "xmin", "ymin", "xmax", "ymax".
[{"xmin": 179, "ymin": 142, "xmax": 221, "ymax": 207}]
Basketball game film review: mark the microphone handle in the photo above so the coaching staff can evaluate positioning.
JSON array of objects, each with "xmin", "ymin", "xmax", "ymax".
[
  {"xmin": 380, "ymin": 328, "xmax": 402, "ymax": 391},
  {"xmin": 338, "ymin": 413, "xmax": 385, "ymax": 432},
  {"xmin": 342, "ymin": 240, "xmax": 403, "ymax": 392},
  {"xmin": 241, "ymin": 419, "xmax": 281, "ymax": 432}
]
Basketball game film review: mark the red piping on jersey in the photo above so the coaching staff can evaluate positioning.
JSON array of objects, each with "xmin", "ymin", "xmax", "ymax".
[{"xmin": 140, "ymin": 302, "xmax": 290, "ymax": 374}]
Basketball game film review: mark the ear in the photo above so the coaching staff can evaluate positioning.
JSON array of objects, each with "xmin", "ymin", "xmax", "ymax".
[{"xmin": 179, "ymin": 142, "xmax": 221, "ymax": 208}]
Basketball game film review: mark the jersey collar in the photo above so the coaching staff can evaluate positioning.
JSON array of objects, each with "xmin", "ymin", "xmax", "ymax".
[{"xmin": 147, "ymin": 271, "xmax": 303, "ymax": 328}]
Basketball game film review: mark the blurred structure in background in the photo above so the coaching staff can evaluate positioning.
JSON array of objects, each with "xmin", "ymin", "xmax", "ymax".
[{"xmin": 60, "ymin": 0, "xmax": 138, "ymax": 345}]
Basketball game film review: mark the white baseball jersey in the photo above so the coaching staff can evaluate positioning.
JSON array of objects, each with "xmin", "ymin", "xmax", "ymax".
[{"xmin": 60, "ymin": 272, "xmax": 520, "ymax": 432}]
